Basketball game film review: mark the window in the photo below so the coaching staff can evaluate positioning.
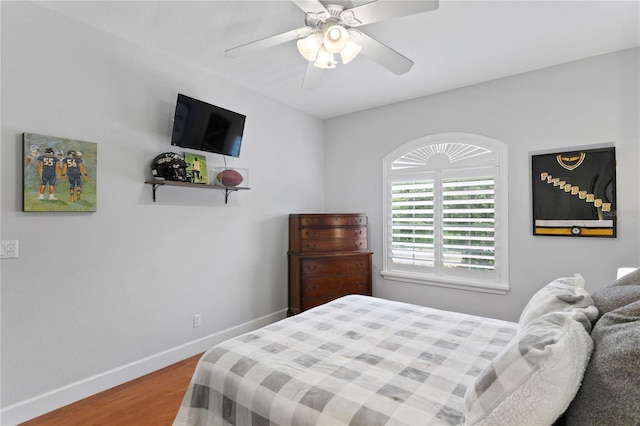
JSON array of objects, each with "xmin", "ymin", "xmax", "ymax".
[{"xmin": 382, "ymin": 133, "xmax": 509, "ymax": 294}]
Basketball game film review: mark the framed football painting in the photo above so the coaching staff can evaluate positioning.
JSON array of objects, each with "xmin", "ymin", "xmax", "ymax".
[
  {"xmin": 23, "ymin": 133, "xmax": 97, "ymax": 212},
  {"xmin": 531, "ymin": 146, "xmax": 616, "ymax": 237},
  {"xmin": 184, "ymin": 152, "xmax": 208, "ymax": 184}
]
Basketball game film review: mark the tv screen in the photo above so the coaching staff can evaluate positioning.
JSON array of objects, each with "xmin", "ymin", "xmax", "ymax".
[{"xmin": 171, "ymin": 93, "xmax": 245, "ymax": 157}]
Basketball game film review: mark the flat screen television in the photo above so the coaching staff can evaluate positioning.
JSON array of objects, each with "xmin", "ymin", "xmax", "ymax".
[{"xmin": 171, "ymin": 93, "xmax": 245, "ymax": 158}]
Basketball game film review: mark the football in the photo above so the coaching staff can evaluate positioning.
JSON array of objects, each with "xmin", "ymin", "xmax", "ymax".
[{"xmin": 217, "ymin": 169, "xmax": 244, "ymax": 187}]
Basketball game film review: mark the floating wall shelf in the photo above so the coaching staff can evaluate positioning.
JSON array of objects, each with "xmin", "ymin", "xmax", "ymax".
[{"xmin": 145, "ymin": 180, "xmax": 250, "ymax": 204}]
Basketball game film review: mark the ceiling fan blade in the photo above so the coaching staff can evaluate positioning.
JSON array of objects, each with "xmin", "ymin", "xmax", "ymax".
[
  {"xmin": 301, "ymin": 62, "xmax": 324, "ymax": 90},
  {"xmin": 357, "ymin": 32, "xmax": 413, "ymax": 75},
  {"xmin": 342, "ymin": 0, "xmax": 439, "ymax": 27},
  {"xmin": 225, "ymin": 27, "xmax": 313, "ymax": 58},
  {"xmin": 291, "ymin": 0, "xmax": 329, "ymax": 15}
]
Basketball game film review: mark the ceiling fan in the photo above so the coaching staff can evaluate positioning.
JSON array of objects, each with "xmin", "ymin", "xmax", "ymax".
[{"xmin": 225, "ymin": 0, "xmax": 440, "ymax": 89}]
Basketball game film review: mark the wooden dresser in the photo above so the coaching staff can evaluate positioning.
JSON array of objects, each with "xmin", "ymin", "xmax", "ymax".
[{"xmin": 288, "ymin": 213, "xmax": 373, "ymax": 316}]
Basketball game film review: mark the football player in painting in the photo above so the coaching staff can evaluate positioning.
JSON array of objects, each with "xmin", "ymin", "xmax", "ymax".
[
  {"xmin": 37, "ymin": 147, "xmax": 61, "ymax": 200},
  {"xmin": 61, "ymin": 150, "xmax": 89, "ymax": 202}
]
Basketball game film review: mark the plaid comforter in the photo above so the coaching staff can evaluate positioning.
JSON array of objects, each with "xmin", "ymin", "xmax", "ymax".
[{"xmin": 174, "ymin": 295, "xmax": 517, "ymax": 426}]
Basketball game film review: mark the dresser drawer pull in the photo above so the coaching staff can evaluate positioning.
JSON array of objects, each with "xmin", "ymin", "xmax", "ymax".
[
  {"xmin": 355, "ymin": 281, "xmax": 365, "ymax": 288},
  {"xmin": 304, "ymin": 230, "xmax": 317, "ymax": 238},
  {"xmin": 354, "ymin": 262, "xmax": 366, "ymax": 268},
  {"xmin": 306, "ymin": 284, "xmax": 319, "ymax": 292},
  {"xmin": 304, "ymin": 243, "xmax": 318, "ymax": 250},
  {"xmin": 306, "ymin": 264, "xmax": 318, "ymax": 272},
  {"xmin": 353, "ymin": 241, "xmax": 364, "ymax": 249},
  {"xmin": 354, "ymin": 229, "xmax": 363, "ymax": 236}
]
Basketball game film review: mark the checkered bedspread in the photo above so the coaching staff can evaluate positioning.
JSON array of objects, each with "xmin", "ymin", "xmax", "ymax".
[{"xmin": 174, "ymin": 295, "xmax": 517, "ymax": 426}]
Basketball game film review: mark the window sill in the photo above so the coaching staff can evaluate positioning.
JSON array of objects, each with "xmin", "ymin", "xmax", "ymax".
[{"xmin": 380, "ymin": 270, "xmax": 509, "ymax": 295}]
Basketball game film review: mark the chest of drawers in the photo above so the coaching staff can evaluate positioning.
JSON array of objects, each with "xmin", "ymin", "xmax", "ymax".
[{"xmin": 288, "ymin": 213, "xmax": 372, "ymax": 315}]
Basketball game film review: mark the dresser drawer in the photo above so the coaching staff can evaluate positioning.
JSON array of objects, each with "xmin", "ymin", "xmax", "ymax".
[
  {"xmin": 299, "ymin": 239, "xmax": 367, "ymax": 253},
  {"xmin": 302, "ymin": 274, "xmax": 370, "ymax": 297},
  {"xmin": 297, "ymin": 214, "xmax": 367, "ymax": 227},
  {"xmin": 300, "ymin": 227, "xmax": 367, "ymax": 240},
  {"xmin": 301, "ymin": 255, "xmax": 370, "ymax": 277}
]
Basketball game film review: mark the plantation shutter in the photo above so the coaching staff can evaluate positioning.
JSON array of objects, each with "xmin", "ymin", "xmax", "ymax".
[
  {"xmin": 442, "ymin": 175, "xmax": 495, "ymax": 271},
  {"xmin": 390, "ymin": 175, "xmax": 435, "ymax": 267}
]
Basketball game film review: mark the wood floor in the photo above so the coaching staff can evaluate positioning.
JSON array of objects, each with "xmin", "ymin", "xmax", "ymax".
[{"xmin": 20, "ymin": 353, "xmax": 203, "ymax": 426}]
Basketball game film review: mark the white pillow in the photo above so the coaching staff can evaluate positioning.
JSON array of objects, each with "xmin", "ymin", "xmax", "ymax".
[
  {"xmin": 464, "ymin": 311, "xmax": 594, "ymax": 426},
  {"xmin": 518, "ymin": 274, "xmax": 598, "ymax": 331}
]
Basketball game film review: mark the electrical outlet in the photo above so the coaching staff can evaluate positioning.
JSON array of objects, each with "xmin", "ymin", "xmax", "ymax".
[
  {"xmin": 193, "ymin": 314, "xmax": 201, "ymax": 328},
  {"xmin": 1, "ymin": 241, "xmax": 19, "ymax": 259}
]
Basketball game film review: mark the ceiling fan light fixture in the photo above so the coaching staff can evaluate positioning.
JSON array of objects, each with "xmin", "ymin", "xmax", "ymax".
[
  {"xmin": 296, "ymin": 32, "xmax": 322, "ymax": 61},
  {"xmin": 340, "ymin": 39, "xmax": 362, "ymax": 64},
  {"xmin": 314, "ymin": 46, "xmax": 337, "ymax": 69},
  {"xmin": 322, "ymin": 23, "xmax": 349, "ymax": 53}
]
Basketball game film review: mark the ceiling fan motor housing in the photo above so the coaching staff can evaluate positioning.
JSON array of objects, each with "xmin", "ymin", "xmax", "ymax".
[{"xmin": 305, "ymin": 4, "xmax": 347, "ymax": 29}]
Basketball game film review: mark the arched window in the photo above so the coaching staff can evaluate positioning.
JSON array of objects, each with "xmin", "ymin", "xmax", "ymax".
[{"xmin": 382, "ymin": 133, "xmax": 509, "ymax": 294}]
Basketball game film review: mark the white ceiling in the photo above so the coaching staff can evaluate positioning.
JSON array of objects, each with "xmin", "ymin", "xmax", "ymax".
[{"xmin": 36, "ymin": 0, "xmax": 639, "ymax": 119}]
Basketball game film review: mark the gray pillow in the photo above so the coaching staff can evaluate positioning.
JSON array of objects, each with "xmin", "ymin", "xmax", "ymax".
[
  {"xmin": 565, "ymin": 299, "xmax": 640, "ymax": 426},
  {"xmin": 590, "ymin": 267, "xmax": 640, "ymax": 321}
]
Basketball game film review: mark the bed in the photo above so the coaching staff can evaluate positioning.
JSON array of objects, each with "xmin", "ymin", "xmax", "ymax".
[{"xmin": 175, "ymin": 270, "xmax": 640, "ymax": 426}]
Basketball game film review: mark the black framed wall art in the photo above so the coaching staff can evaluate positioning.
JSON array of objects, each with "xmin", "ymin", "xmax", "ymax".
[{"xmin": 531, "ymin": 146, "xmax": 616, "ymax": 237}]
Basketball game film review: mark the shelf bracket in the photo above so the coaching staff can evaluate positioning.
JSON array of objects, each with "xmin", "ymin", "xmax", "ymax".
[
  {"xmin": 224, "ymin": 188, "xmax": 238, "ymax": 204},
  {"xmin": 151, "ymin": 182, "xmax": 163, "ymax": 202}
]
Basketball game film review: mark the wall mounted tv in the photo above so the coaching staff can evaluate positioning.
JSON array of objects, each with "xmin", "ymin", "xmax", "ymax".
[{"xmin": 171, "ymin": 93, "xmax": 246, "ymax": 158}]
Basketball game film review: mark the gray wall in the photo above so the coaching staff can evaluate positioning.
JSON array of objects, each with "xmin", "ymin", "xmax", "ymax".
[
  {"xmin": 324, "ymin": 48, "xmax": 640, "ymax": 321},
  {"xmin": 1, "ymin": 1, "xmax": 324, "ymax": 413}
]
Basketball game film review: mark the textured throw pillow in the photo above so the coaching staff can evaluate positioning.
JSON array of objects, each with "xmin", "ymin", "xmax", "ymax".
[
  {"xmin": 590, "ymin": 267, "xmax": 640, "ymax": 321},
  {"xmin": 464, "ymin": 312, "xmax": 594, "ymax": 426},
  {"xmin": 519, "ymin": 274, "xmax": 598, "ymax": 331},
  {"xmin": 565, "ymin": 299, "xmax": 640, "ymax": 426}
]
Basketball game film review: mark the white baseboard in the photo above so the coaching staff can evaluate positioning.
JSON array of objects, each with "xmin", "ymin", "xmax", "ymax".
[{"xmin": 0, "ymin": 309, "xmax": 288, "ymax": 426}]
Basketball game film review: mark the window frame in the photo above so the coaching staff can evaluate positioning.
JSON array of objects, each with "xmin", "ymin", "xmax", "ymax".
[{"xmin": 382, "ymin": 133, "xmax": 509, "ymax": 294}]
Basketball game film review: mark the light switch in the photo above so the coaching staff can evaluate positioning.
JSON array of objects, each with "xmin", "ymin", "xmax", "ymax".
[{"xmin": 1, "ymin": 241, "xmax": 18, "ymax": 259}]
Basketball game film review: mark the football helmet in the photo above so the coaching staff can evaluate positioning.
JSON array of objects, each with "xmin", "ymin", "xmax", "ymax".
[{"xmin": 151, "ymin": 152, "xmax": 189, "ymax": 182}]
